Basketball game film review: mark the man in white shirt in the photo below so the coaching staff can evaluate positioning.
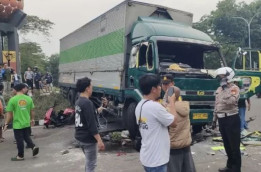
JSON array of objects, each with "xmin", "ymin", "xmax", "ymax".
[
  {"xmin": 135, "ymin": 74, "xmax": 178, "ymax": 172},
  {"xmin": 24, "ymin": 67, "xmax": 34, "ymax": 91}
]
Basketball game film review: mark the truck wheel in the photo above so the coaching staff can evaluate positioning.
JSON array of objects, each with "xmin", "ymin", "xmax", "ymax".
[
  {"xmin": 126, "ymin": 102, "xmax": 138, "ymax": 139},
  {"xmin": 75, "ymin": 92, "xmax": 80, "ymax": 102},
  {"xmin": 192, "ymin": 125, "xmax": 203, "ymax": 135},
  {"xmin": 68, "ymin": 89, "xmax": 76, "ymax": 106}
]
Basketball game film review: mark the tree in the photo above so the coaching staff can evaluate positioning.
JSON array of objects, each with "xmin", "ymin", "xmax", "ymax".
[
  {"xmin": 47, "ymin": 54, "xmax": 59, "ymax": 86},
  {"xmin": 19, "ymin": 15, "xmax": 54, "ymax": 78},
  {"xmin": 19, "ymin": 42, "xmax": 47, "ymax": 78},
  {"xmin": 20, "ymin": 15, "xmax": 54, "ymax": 38},
  {"xmin": 194, "ymin": 0, "xmax": 261, "ymax": 66}
]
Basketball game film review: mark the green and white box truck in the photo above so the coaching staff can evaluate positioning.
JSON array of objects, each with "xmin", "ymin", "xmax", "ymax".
[{"xmin": 59, "ymin": 1, "xmax": 260, "ymax": 137}]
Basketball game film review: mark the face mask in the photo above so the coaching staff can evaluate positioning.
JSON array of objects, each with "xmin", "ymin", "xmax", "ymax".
[{"xmin": 220, "ymin": 78, "xmax": 228, "ymax": 89}]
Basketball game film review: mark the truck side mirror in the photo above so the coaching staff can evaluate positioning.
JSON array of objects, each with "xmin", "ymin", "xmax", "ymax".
[{"xmin": 131, "ymin": 46, "xmax": 138, "ymax": 56}]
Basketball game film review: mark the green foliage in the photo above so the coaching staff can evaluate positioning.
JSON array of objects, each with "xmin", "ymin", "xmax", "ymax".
[
  {"xmin": 32, "ymin": 92, "xmax": 71, "ymax": 120},
  {"xmin": 110, "ymin": 132, "xmax": 122, "ymax": 142},
  {"xmin": 20, "ymin": 42, "xmax": 47, "ymax": 78},
  {"xmin": 20, "ymin": 15, "xmax": 54, "ymax": 38},
  {"xmin": 46, "ymin": 54, "xmax": 59, "ymax": 86},
  {"xmin": 19, "ymin": 15, "xmax": 57, "ymax": 81},
  {"xmin": 194, "ymin": 0, "xmax": 261, "ymax": 66}
]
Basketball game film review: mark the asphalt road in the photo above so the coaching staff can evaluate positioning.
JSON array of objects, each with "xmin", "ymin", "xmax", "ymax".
[{"xmin": 0, "ymin": 96, "xmax": 261, "ymax": 172}]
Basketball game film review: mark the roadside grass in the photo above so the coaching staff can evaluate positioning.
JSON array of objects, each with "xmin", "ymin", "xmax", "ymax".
[{"xmin": 32, "ymin": 92, "xmax": 71, "ymax": 120}]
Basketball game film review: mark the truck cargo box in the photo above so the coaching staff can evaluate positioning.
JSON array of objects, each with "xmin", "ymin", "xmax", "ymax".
[{"xmin": 59, "ymin": 0, "xmax": 193, "ymax": 90}]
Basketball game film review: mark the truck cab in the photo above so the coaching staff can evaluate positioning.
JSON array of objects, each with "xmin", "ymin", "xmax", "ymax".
[{"xmin": 125, "ymin": 17, "xmax": 226, "ymax": 136}]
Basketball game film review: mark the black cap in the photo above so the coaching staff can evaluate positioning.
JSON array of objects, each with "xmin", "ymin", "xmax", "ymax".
[
  {"xmin": 14, "ymin": 83, "xmax": 28, "ymax": 91},
  {"xmin": 161, "ymin": 74, "xmax": 173, "ymax": 84}
]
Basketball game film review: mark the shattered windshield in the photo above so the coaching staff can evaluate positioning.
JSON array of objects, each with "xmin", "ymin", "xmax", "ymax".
[{"xmin": 157, "ymin": 41, "xmax": 223, "ymax": 70}]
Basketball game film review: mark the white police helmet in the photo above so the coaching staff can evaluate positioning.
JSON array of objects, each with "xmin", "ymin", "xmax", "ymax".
[{"xmin": 215, "ymin": 67, "xmax": 235, "ymax": 81}]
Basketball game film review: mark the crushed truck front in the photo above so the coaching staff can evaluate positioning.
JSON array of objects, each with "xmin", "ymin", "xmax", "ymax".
[{"xmin": 129, "ymin": 17, "xmax": 226, "ymax": 128}]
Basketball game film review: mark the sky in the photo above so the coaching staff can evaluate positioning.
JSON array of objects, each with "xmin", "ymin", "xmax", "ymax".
[{"xmin": 23, "ymin": 0, "xmax": 254, "ymax": 56}]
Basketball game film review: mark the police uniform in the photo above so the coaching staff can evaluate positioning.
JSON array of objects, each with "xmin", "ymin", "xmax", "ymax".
[{"xmin": 214, "ymin": 83, "xmax": 241, "ymax": 172}]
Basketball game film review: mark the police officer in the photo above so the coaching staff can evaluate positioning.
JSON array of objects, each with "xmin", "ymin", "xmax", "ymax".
[
  {"xmin": 212, "ymin": 67, "xmax": 241, "ymax": 172},
  {"xmin": 33, "ymin": 66, "xmax": 41, "ymax": 92}
]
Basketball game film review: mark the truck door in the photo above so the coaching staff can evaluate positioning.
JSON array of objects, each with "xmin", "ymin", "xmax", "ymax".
[{"xmin": 128, "ymin": 42, "xmax": 155, "ymax": 88}]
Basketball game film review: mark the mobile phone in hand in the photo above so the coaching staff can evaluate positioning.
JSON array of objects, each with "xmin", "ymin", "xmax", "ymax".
[
  {"xmin": 167, "ymin": 87, "xmax": 175, "ymax": 97},
  {"xmin": 166, "ymin": 87, "xmax": 175, "ymax": 103}
]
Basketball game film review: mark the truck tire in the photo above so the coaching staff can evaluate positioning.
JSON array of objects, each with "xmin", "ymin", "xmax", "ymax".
[
  {"xmin": 192, "ymin": 125, "xmax": 203, "ymax": 135},
  {"xmin": 126, "ymin": 102, "xmax": 138, "ymax": 139},
  {"xmin": 75, "ymin": 92, "xmax": 80, "ymax": 102},
  {"xmin": 68, "ymin": 89, "xmax": 76, "ymax": 106}
]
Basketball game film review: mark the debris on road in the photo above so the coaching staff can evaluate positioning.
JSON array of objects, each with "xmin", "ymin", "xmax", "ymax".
[
  {"xmin": 246, "ymin": 117, "xmax": 256, "ymax": 124},
  {"xmin": 211, "ymin": 145, "xmax": 245, "ymax": 151},
  {"xmin": 61, "ymin": 149, "xmax": 69, "ymax": 155},
  {"xmin": 117, "ymin": 151, "xmax": 127, "ymax": 156},
  {"xmin": 207, "ymin": 151, "xmax": 215, "ymax": 155},
  {"xmin": 241, "ymin": 131, "xmax": 261, "ymax": 146}
]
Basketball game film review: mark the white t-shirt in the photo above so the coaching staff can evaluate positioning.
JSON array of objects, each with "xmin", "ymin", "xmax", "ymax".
[{"xmin": 135, "ymin": 99, "xmax": 174, "ymax": 167}]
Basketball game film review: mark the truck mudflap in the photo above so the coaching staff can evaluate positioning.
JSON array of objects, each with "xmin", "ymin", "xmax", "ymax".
[{"xmin": 189, "ymin": 109, "xmax": 213, "ymax": 124}]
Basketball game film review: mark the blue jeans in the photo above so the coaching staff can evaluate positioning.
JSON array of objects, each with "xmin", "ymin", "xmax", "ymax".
[
  {"xmin": 239, "ymin": 107, "xmax": 248, "ymax": 131},
  {"xmin": 78, "ymin": 141, "xmax": 97, "ymax": 172},
  {"xmin": 144, "ymin": 164, "xmax": 167, "ymax": 172}
]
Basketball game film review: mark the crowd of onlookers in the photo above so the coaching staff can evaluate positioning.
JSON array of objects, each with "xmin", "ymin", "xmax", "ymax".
[
  {"xmin": 24, "ymin": 66, "xmax": 53, "ymax": 95},
  {"xmin": 0, "ymin": 64, "xmax": 53, "ymax": 96}
]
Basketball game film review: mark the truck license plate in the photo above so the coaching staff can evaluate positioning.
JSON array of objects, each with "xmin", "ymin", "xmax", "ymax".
[{"xmin": 193, "ymin": 113, "xmax": 208, "ymax": 119}]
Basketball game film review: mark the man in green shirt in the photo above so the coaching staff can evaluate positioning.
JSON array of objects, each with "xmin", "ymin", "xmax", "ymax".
[{"xmin": 3, "ymin": 83, "xmax": 39, "ymax": 161}]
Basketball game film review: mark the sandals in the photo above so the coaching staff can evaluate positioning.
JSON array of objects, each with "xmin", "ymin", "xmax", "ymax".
[
  {"xmin": 11, "ymin": 156, "xmax": 24, "ymax": 161},
  {"xmin": 10, "ymin": 146, "xmax": 39, "ymax": 161},
  {"xmin": 32, "ymin": 146, "xmax": 39, "ymax": 156}
]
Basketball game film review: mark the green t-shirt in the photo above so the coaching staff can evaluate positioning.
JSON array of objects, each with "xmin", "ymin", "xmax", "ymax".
[{"xmin": 6, "ymin": 94, "xmax": 35, "ymax": 129}]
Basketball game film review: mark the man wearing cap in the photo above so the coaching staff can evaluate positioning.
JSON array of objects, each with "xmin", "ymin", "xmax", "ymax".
[
  {"xmin": 3, "ymin": 83, "xmax": 39, "ymax": 161},
  {"xmin": 33, "ymin": 66, "xmax": 41, "ymax": 93},
  {"xmin": 212, "ymin": 67, "xmax": 241, "ymax": 172},
  {"xmin": 161, "ymin": 74, "xmax": 178, "ymax": 104},
  {"xmin": 161, "ymin": 74, "xmax": 196, "ymax": 172}
]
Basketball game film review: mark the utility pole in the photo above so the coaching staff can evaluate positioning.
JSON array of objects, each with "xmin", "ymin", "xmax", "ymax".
[{"xmin": 233, "ymin": 12, "xmax": 260, "ymax": 69}]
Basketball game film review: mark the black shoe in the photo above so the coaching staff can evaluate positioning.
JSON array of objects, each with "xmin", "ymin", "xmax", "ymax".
[
  {"xmin": 32, "ymin": 146, "xmax": 39, "ymax": 156},
  {"xmin": 218, "ymin": 167, "xmax": 232, "ymax": 172}
]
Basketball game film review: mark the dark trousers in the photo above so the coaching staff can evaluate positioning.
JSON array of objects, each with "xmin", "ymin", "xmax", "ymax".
[
  {"xmin": 218, "ymin": 114, "xmax": 241, "ymax": 172},
  {"xmin": 26, "ymin": 79, "xmax": 33, "ymax": 90},
  {"xmin": 168, "ymin": 146, "xmax": 196, "ymax": 172},
  {"xmin": 14, "ymin": 127, "xmax": 35, "ymax": 158}
]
